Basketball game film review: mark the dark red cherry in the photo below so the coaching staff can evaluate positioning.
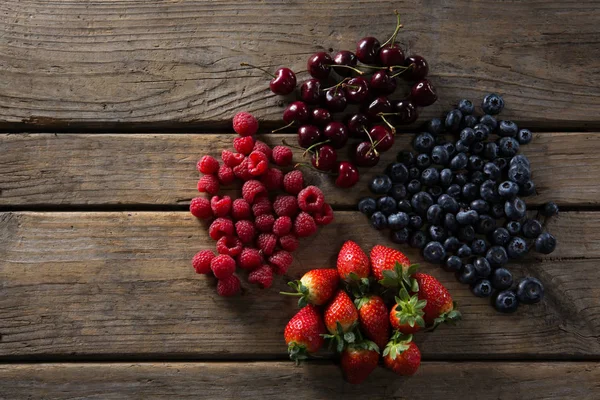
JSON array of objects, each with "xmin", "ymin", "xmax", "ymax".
[
  {"xmin": 311, "ymin": 145, "xmax": 338, "ymax": 171},
  {"xmin": 300, "ymin": 79, "xmax": 322, "ymax": 105},
  {"xmin": 369, "ymin": 125, "xmax": 395, "ymax": 152},
  {"xmin": 403, "ymin": 55, "xmax": 429, "ymax": 81},
  {"xmin": 344, "ymin": 77, "xmax": 370, "ymax": 104},
  {"xmin": 307, "ymin": 52, "xmax": 333, "ymax": 80},
  {"xmin": 283, "ymin": 101, "xmax": 310, "ymax": 125},
  {"xmin": 395, "ymin": 99, "xmax": 418, "ymax": 124},
  {"xmin": 270, "ymin": 68, "xmax": 296, "ymax": 95},
  {"xmin": 353, "ymin": 141, "xmax": 380, "ymax": 167},
  {"xmin": 378, "ymin": 43, "xmax": 405, "ymax": 67},
  {"xmin": 362, "ymin": 96, "xmax": 392, "ymax": 121},
  {"xmin": 297, "ymin": 125, "xmax": 322, "ymax": 148},
  {"xmin": 323, "ymin": 122, "xmax": 349, "ymax": 149},
  {"xmin": 345, "ymin": 113, "xmax": 370, "ymax": 138},
  {"xmin": 335, "ymin": 161, "xmax": 360, "ymax": 188},
  {"xmin": 410, "ymin": 79, "xmax": 437, "ymax": 107},
  {"xmin": 370, "ymin": 70, "xmax": 397, "ymax": 95},
  {"xmin": 333, "ymin": 50, "xmax": 358, "ymax": 77},
  {"xmin": 323, "ymin": 88, "xmax": 347, "ymax": 113},
  {"xmin": 356, "ymin": 37, "xmax": 381, "ymax": 64},
  {"xmin": 311, "ymin": 108, "xmax": 332, "ymax": 127}
]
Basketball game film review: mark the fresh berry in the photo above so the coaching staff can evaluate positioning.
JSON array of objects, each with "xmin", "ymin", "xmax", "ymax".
[
  {"xmin": 341, "ymin": 342, "xmax": 380, "ymax": 384},
  {"xmin": 297, "ymin": 186, "xmax": 325, "ymax": 213},
  {"xmin": 300, "ymin": 79, "xmax": 322, "ymax": 104},
  {"xmin": 210, "ymin": 195, "xmax": 232, "ymax": 217},
  {"xmin": 307, "ymin": 52, "xmax": 333, "ymax": 79},
  {"xmin": 253, "ymin": 140, "xmax": 273, "ymax": 160},
  {"xmin": 411, "ymin": 79, "xmax": 437, "ymax": 107},
  {"xmin": 369, "ymin": 175, "xmax": 393, "ymax": 195},
  {"xmin": 273, "ymin": 216, "xmax": 292, "ymax": 237},
  {"xmin": 210, "ymin": 254, "xmax": 236, "ymax": 279},
  {"xmin": 535, "ymin": 232, "xmax": 557, "ymax": 254},
  {"xmin": 355, "ymin": 295, "xmax": 389, "ymax": 350},
  {"xmin": 383, "ymin": 334, "xmax": 421, "ymax": 376},
  {"xmin": 282, "ymin": 269, "xmax": 340, "ymax": 306},
  {"xmin": 233, "ymin": 136, "xmax": 255, "ymax": 155},
  {"xmin": 260, "ymin": 167, "xmax": 284, "ymax": 191},
  {"xmin": 283, "ymin": 170, "xmax": 305, "ymax": 195},
  {"xmin": 403, "ymin": 54, "xmax": 429, "ymax": 80},
  {"xmin": 231, "ymin": 199, "xmax": 252, "ymax": 220},
  {"xmin": 491, "ymin": 268, "xmax": 513, "ymax": 290},
  {"xmin": 235, "ymin": 220, "xmax": 256, "ymax": 244},
  {"xmin": 208, "ymin": 218, "xmax": 234, "ymax": 241},
  {"xmin": 370, "ymin": 244, "xmax": 411, "ymax": 282},
  {"xmin": 517, "ymin": 129, "xmax": 533, "ymax": 144},
  {"xmin": 294, "ymin": 212, "xmax": 317, "ymax": 237},
  {"xmin": 269, "ymin": 250, "xmax": 293, "ymax": 275},
  {"xmin": 221, "ymin": 150, "xmax": 244, "ymax": 167},
  {"xmin": 247, "ymin": 151, "xmax": 269, "ymax": 176},
  {"xmin": 337, "ymin": 240, "xmax": 370, "ymax": 281},
  {"xmin": 473, "ymin": 257, "xmax": 492, "ymax": 278},
  {"xmin": 237, "ymin": 247, "xmax": 263, "ymax": 271},
  {"xmin": 272, "ymin": 146, "xmax": 293, "ymax": 166},
  {"xmin": 256, "ymin": 233, "xmax": 277, "ymax": 255},
  {"xmin": 284, "ymin": 305, "xmax": 326, "ymax": 362},
  {"xmin": 472, "ymin": 279, "xmax": 493, "ymax": 297},
  {"xmin": 423, "ymin": 241, "xmax": 446, "ymax": 263},
  {"xmin": 216, "ymin": 235, "xmax": 243, "ymax": 257},
  {"xmin": 456, "ymin": 263, "xmax": 477, "ymax": 285},
  {"xmin": 233, "ymin": 158, "xmax": 253, "ymax": 181},
  {"xmin": 248, "ymin": 264, "xmax": 274, "ymax": 288},
  {"xmin": 507, "ymin": 236, "xmax": 528, "ymax": 258},
  {"xmin": 444, "ymin": 255, "xmax": 462, "ymax": 272},
  {"xmin": 197, "ymin": 174, "xmax": 220, "ymax": 195},
  {"xmin": 273, "ymin": 195, "xmax": 299, "ymax": 217},
  {"xmin": 522, "ymin": 219, "xmax": 543, "ymax": 238},
  {"xmin": 190, "ymin": 197, "xmax": 212, "ymax": 219},
  {"xmin": 217, "ymin": 164, "xmax": 235, "ymax": 185},
  {"xmin": 335, "ymin": 161, "xmax": 360, "ymax": 188},
  {"xmin": 297, "ymin": 125, "xmax": 323, "ymax": 148},
  {"xmin": 217, "ymin": 274, "xmax": 241, "ymax": 297},
  {"xmin": 242, "ymin": 180, "xmax": 267, "ymax": 204},
  {"xmin": 314, "ymin": 203, "xmax": 334, "ymax": 225},
  {"xmin": 358, "ymin": 197, "xmax": 377, "ymax": 216},
  {"xmin": 233, "ymin": 111, "xmax": 259, "ymax": 136},
  {"xmin": 542, "ymin": 201, "xmax": 559, "ymax": 217},
  {"xmin": 494, "ymin": 290, "xmax": 519, "ymax": 313},
  {"xmin": 390, "ymin": 288, "xmax": 426, "ymax": 334},
  {"xmin": 324, "ymin": 290, "xmax": 359, "ymax": 334},
  {"xmin": 413, "ymin": 272, "xmax": 461, "ymax": 326},
  {"xmin": 192, "ymin": 250, "xmax": 215, "ymax": 274},
  {"xmin": 516, "ymin": 277, "xmax": 544, "ymax": 304},
  {"xmin": 252, "ymin": 195, "xmax": 273, "ymax": 217},
  {"xmin": 311, "ymin": 145, "xmax": 338, "ymax": 171},
  {"xmin": 370, "ymin": 211, "xmax": 388, "ymax": 230},
  {"xmin": 482, "ymin": 93, "xmax": 504, "ymax": 115},
  {"xmin": 279, "ymin": 234, "xmax": 299, "ymax": 252},
  {"xmin": 197, "ymin": 155, "xmax": 220, "ymax": 174},
  {"xmin": 255, "ymin": 214, "xmax": 275, "ymax": 233},
  {"xmin": 323, "ymin": 122, "xmax": 349, "ymax": 149}
]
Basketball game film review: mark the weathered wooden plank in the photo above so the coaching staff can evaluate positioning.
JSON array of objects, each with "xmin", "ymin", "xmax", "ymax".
[
  {"xmin": 1, "ymin": 132, "xmax": 598, "ymax": 207},
  {"xmin": 0, "ymin": 362, "xmax": 599, "ymax": 400},
  {"xmin": 0, "ymin": 211, "xmax": 598, "ymax": 360},
  {"xmin": 0, "ymin": 1, "xmax": 599, "ymax": 129}
]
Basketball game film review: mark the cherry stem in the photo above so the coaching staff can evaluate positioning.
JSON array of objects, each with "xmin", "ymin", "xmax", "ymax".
[
  {"xmin": 363, "ymin": 127, "xmax": 380, "ymax": 157},
  {"xmin": 381, "ymin": 10, "xmax": 403, "ymax": 48},
  {"xmin": 281, "ymin": 139, "xmax": 306, "ymax": 152},
  {"xmin": 329, "ymin": 64, "xmax": 365, "ymax": 75},
  {"xmin": 296, "ymin": 162, "xmax": 337, "ymax": 176},
  {"xmin": 379, "ymin": 114, "xmax": 397, "ymax": 134},
  {"xmin": 390, "ymin": 63, "xmax": 414, "ymax": 78},
  {"xmin": 272, "ymin": 121, "xmax": 295, "ymax": 133},
  {"xmin": 240, "ymin": 62, "xmax": 275, "ymax": 78},
  {"xmin": 322, "ymin": 77, "xmax": 351, "ymax": 92},
  {"xmin": 302, "ymin": 139, "xmax": 331, "ymax": 158}
]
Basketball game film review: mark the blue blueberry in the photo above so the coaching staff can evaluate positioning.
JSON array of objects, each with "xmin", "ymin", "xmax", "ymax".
[
  {"xmin": 463, "ymin": 114, "xmax": 478, "ymax": 129},
  {"xmin": 443, "ymin": 142, "xmax": 456, "ymax": 157},
  {"xmin": 370, "ymin": 211, "xmax": 388, "ymax": 230},
  {"xmin": 390, "ymin": 184, "xmax": 408, "ymax": 201},
  {"xmin": 444, "ymin": 236, "xmax": 461, "ymax": 252},
  {"xmin": 522, "ymin": 219, "xmax": 543, "ymax": 238},
  {"xmin": 472, "ymin": 279, "xmax": 493, "ymax": 297},
  {"xmin": 473, "ymin": 257, "xmax": 492, "ymax": 278},
  {"xmin": 431, "ymin": 145, "xmax": 450, "ymax": 165},
  {"xmin": 471, "ymin": 141, "xmax": 485, "ymax": 155},
  {"xmin": 429, "ymin": 225, "xmax": 447, "ymax": 242},
  {"xmin": 421, "ymin": 167, "xmax": 440, "ymax": 186},
  {"xmin": 498, "ymin": 180, "xmax": 519, "ymax": 199},
  {"xmin": 426, "ymin": 118, "xmax": 444, "ymax": 135},
  {"xmin": 456, "ymin": 209, "xmax": 479, "ymax": 225},
  {"xmin": 470, "ymin": 199, "xmax": 489, "ymax": 214},
  {"xmin": 458, "ymin": 225, "xmax": 476, "ymax": 242},
  {"xmin": 358, "ymin": 197, "xmax": 377, "ymax": 216},
  {"xmin": 416, "ymin": 153, "xmax": 432, "ymax": 169},
  {"xmin": 481, "ymin": 93, "xmax": 504, "ymax": 115},
  {"xmin": 471, "ymin": 239, "xmax": 488, "ymax": 255},
  {"xmin": 476, "ymin": 215, "xmax": 496, "ymax": 235},
  {"xmin": 438, "ymin": 194, "xmax": 460, "ymax": 213},
  {"xmin": 507, "ymin": 236, "xmax": 528, "ymax": 258},
  {"xmin": 470, "ymin": 171, "xmax": 485, "ymax": 185},
  {"xmin": 427, "ymin": 204, "xmax": 444, "ymax": 225},
  {"xmin": 498, "ymin": 120, "xmax": 518, "ymax": 137},
  {"xmin": 457, "ymin": 244, "xmax": 472, "ymax": 258},
  {"xmin": 411, "ymin": 191, "xmax": 434, "ymax": 215},
  {"xmin": 542, "ymin": 201, "xmax": 559, "ymax": 217},
  {"xmin": 491, "ymin": 268, "xmax": 513, "ymax": 290},
  {"xmin": 454, "ymin": 173, "xmax": 468, "ymax": 186},
  {"xmin": 391, "ymin": 227, "xmax": 411, "ymax": 244},
  {"xmin": 462, "ymin": 183, "xmax": 479, "ymax": 201},
  {"xmin": 484, "ymin": 142, "xmax": 498, "ymax": 160},
  {"xmin": 473, "ymin": 124, "xmax": 490, "ymax": 142},
  {"xmin": 494, "ymin": 290, "xmax": 519, "ymax": 313},
  {"xmin": 508, "ymin": 164, "xmax": 531, "ymax": 185},
  {"xmin": 510, "ymin": 154, "xmax": 530, "ymax": 168},
  {"xmin": 397, "ymin": 199, "xmax": 413, "ymax": 213},
  {"xmin": 445, "ymin": 255, "xmax": 463, "ymax": 272},
  {"xmin": 427, "ymin": 185, "xmax": 443, "ymax": 200},
  {"xmin": 386, "ymin": 163, "xmax": 409, "ymax": 183},
  {"xmin": 535, "ymin": 232, "xmax": 556, "ymax": 254},
  {"xmin": 483, "ymin": 162, "xmax": 501, "ymax": 180},
  {"xmin": 516, "ymin": 277, "xmax": 544, "ymax": 304},
  {"xmin": 486, "ymin": 245, "xmax": 508, "ymax": 267},
  {"xmin": 388, "ymin": 212, "xmax": 410, "ymax": 230},
  {"xmin": 397, "ymin": 151, "xmax": 416, "ymax": 165},
  {"xmin": 446, "ymin": 184, "xmax": 462, "ymax": 199},
  {"xmin": 439, "ymin": 168, "xmax": 453, "ymax": 187},
  {"xmin": 491, "ymin": 203, "xmax": 505, "ymax": 219},
  {"xmin": 493, "ymin": 157, "xmax": 509, "ymax": 171},
  {"xmin": 445, "ymin": 109, "xmax": 463, "ymax": 132},
  {"xmin": 491, "ymin": 227, "xmax": 510, "ymax": 246},
  {"xmin": 369, "ymin": 174, "xmax": 393, "ymax": 194},
  {"xmin": 413, "ymin": 132, "xmax": 436, "ymax": 153},
  {"xmin": 498, "ymin": 137, "xmax": 520, "ymax": 157},
  {"xmin": 423, "ymin": 241, "xmax": 446, "ymax": 263},
  {"xmin": 455, "ymin": 140, "xmax": 470, "ymax": 153},
  {"xmin": 519, "ymin": 180, "xmax": 536, "ymax": 197},
  {"xmin": 468, "ymin": 155, "xmax": 484, "ymax": 171},
  {"xmin": 456, "ymin": 263, "xmax": 477, "ymax": 284},
  {"xmin": 479, "ymin": 115, "xmax": 498, "ymax": 131},
  {"xmin": 517, "ymin": 129, "xmax": 533, "ymax": 145},
  {"xmin": 480, "ymin": 183, "xmax": 500, "ymax": 203},
  {"xmin": 407, "ymin": 179, "xmax": 422, "ymax": 194},
  {"xmin": 505, "ymin": 221, "xmax": 521, "ymax": 236},
  {"xmin": 458, "ymin": 99, "xmax": 474, "ymax": 115},
  {"xmin": 505, "ymin": 198, "xmax": 526, "ymax": 220},
  {"xmin": 460, "ymin": 128, "xmax": 476, "ymax": 145},
  {"xmin": 408, "ymin": 166, "xmax": 421, "ymax": 180},
  {"xmin": 409, "ymin": 230, "xmax": 428, "ymax": 249},
  {"xmin": 409, "ymin": 215, "xmax": 423, "ymax": 230}
]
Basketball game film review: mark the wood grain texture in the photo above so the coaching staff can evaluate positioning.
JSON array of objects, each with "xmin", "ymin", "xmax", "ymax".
[
  {"xmin": 1, "ymin": 211, "xmax": 598, "ymax": 360},
  {"xmin": 1, "ymin": 132, "xmax": 598, "ymax": 207},
  {"xmin": 0, "ymin": 1, "xmax": 599, "ymax": 129},
  {"xmin": 1, "ymin": 362, "xmax": 599, "ymax": 400}
]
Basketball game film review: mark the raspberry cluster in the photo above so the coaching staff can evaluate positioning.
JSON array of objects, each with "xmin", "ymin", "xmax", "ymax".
[{"xmin": 190, "ymin": 112, "xmax": 334, "ymax": 296}]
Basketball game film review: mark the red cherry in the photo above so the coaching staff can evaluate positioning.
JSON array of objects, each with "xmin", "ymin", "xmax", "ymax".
[
  {"xmin": 356, "ymin": 37, "xmax": 381, "ymax": 64},
  {"xmin": 283, "ymin": 101, "xmax": 310, "ymax": 125},
  {"xmin": 333, "ymin": 50, "xmax": 358, "ymax": 77},
  {"xmin": 300, "ymin": 79, "xmax": 322, "ymax": 104},
  {"xmin": 345, "ymin": 113, "xmax": 370, "ymax": 138},
  {"xmin": 311, "ymin": 145, "xmax": 338, "ymax": 171},
  {"xmin": 369, "ymin": 125, "xmax": 394, "ymax": 152},
  {"xmin": 394, "ymin": 100, "xmax": 418, "ymax": 124},
  {"xmin": 362, "ymin": 96, "xmax": 393, "ymax": 121},
  {"xmin": 311, "ymin": 108, "xmax": 332, "ymax": 127},
  {"xmin": 370, "ymin": 70, "xmax": 397, "ymax": 96},
  {"xmin": 344, "ymin": 77, "xmax": 370, "ymax": 104},
  {"xmin": 297, "ymin": 125, "xmax": 322, "ymax": 148},
  {"xmin": 270, "ymin": 68, "xmax": 297, "ymax": 95},
  {"xmin": 307, "ymin": 52, "xmax": 333, "ymax": 80},
  {"xmin": 323, "ymin": 88, "xmax": 347, "ymax": 113},
  {"xmin": 323, "ymin": 122, "xmax": 349, "ymax": 149},
  {"xmin": 379, "ymin": 43, "xmax": 405, "ymax": 67},
  {"xmin": 410, "ymin": 79, "xmax": 437, "ymax": 107},
  {"xmin": 403, "ymin": 55, "xmax": 429, "ymax": 81},
  {"xmin": 353, "ymin": 141, "xmax": 380, "ymax": 167},
  {"xmin": 336, "ymin": 161, "xmax": 360, "ymax": 188}
]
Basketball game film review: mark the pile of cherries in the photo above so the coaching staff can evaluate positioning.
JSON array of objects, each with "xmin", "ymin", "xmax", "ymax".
[{"xmin": 241, "ymin": 11, "xmax": 438, "ymax": 188}]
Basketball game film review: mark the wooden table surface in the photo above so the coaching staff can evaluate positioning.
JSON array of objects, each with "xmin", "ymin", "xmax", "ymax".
[{"xmin": 1, "ymin": 1, "xmax": 599, "ymax": 398}]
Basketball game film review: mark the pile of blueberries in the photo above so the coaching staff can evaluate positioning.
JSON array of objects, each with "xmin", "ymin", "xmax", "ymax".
[{"xmin": 358, "ymin": 94, "xmax": 558, "ymax": 313}]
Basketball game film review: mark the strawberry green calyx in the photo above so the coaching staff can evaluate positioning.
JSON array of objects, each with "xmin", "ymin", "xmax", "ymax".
[
  {"xmin": 379, "ymin": 262, "xmax": 419, "ymax": 292},
  {"xmin": 287, "ymin": 342, "xmax": 310, "ymax": 364},
  {"xmin": 347, "ymin": 338, "xmax": 380, "ymax": 353},
  {"xmin": 322, "ymin": 321, "xmax": 359, "ymax": 353},
  {"xmin": 394, "ymin": 288, "xmax": 427, "ymax": 329},
  {"xmin": 431, "ymin": 301, "xmax": 462, "ymax": 330},
  {"xmin": 383, "ymin": 332, "xmax": 413, "ymax": 360},
  {"xmin": 280, "ymin": 280, "xmax": 311, "ymax": 308}
]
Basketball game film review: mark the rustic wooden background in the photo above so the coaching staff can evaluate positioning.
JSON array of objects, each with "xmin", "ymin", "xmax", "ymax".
[{"xmin": 1, "ymin": 1, "xmax": 599, "ymax": 398}]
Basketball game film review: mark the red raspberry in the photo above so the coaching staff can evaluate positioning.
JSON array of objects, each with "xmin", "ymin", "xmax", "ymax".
[
  {"xmin": 242, "ymin": 180, "xmax": 267, "ymax": 204},
  {"xmin": 294, "ymin": 212, "xmax": 317, "ymax": 237},
  {"xmin": 273, "ymin": 216, "xmax": 292, "ymax": 236},
  {"xmin": 234, "ymin": 136, "xmax": 255, "ymax": 155},
  {"xmin": 283, "ymin": 170, "xmax": 305, "ymax": 195},
  {"xmin": 210, "ymin": 195, "xmax": 232, "ymax": 217},
  {"xmin": 253, "ymin": 140, "xmax": 273, "ymax": 160},
  {"xmin": 197, "ymin": 174, "xmax": 220, "ymax": 195},
  {"xmin": 217, "ymin": 274, "xmax": 241, "ymax": 297},
  {"xmin": 217, "ymin": 164, "xmax": 235, "ymax": 185},
  {"xmin": 314, "ymin": 203, "xmax": 334, "ymax": 225},
  {"xmin": 272, "ymin": 146, "xmax": 293, "ymax": 166},
  {"xmin": 256, "ymin": 233, "xmax": 277, "ymax": 255},
  {"xmin": 248, "ymin": 151, "xmax": 269, "ymax": 176},
  {"xmin": 222, "ymin": 150, "xmax": 244, "ymax": 167},
  {"xmin": 248, "ymin": 265, "xmax": 274, "ymax": 288},
  {"xmin": 260, "ymin": 167, "xmax": 284, "ymax": 191},
  {"xmin": 252, "ymin": 195, "xmax": 273, "ymax": 217},
  {"xmin": 192, "ymin": 249, "xmax": 215, "ymax": 274},
  {"xmin": 233, "ymin": 158, "xmax": 253, "ymax": 181},
  {"xmin": 233, "ymin": 111, "xmax": 259, "ymax": 137},
  {"xmin": 216, "ymin": 235, "xmax": 243, "ymax": 257},
  {"xmin": 231, "ymin": 199, "xmax": 251, "ymax": 220},
  {"xmin": 235, "ymin": 220, "xmax": 256, "ymax": 244},
  {"xmin": 269, "ymin": 250, "xmax": 293, "ymax": 275},
  {"xmin": 197, "ymin": 155, "xmax": 219, "ymax": 174},
  {"xmin": 297, "ymin": 185, "xmax": 325, "ymax": 213},
  {"xmin": 255, "ymin": 214, "xmax": 275, "ymax": 233},
  {"xmin": 209, "ymin": 218, "xmax": 234, "ymax": 241},
  {"xmin": 210, "ymin": 254, "xmax": 236, "ymax": 279},
  {"xmin": 237, "ymin": 247, "xmax": 263, "ymax": 271},
  {"xmin": 279, "ymin": 234, "xmax": 299, "ymax": 252},
  {"xmin": 190, "ymin": 197, "xmax": 212, "ymax": 219},
  {"xmin": 273, "ymin": 195, "xmax": 298, "ymax": 217}
]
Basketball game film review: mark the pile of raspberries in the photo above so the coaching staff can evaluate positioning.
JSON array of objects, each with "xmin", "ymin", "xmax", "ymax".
[{"xmin": 190, "ymin": 112, "xmax": 334, "ymax": 296}]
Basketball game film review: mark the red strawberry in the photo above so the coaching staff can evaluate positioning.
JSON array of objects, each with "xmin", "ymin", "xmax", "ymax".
[
  {"xmin": 324, "ymin": 290, "xmax": 359, "ymax": 335},
  {"xmin": 340, "ymin": 341, "xmax": 380, "ymax": 384},
  {"xmin": 389, "ymin": 288, "xmax": 427, "ymax": 334},
  {"xmin": 370, "ymin": 245, "xmax": 417, "ymax": 290},
  {"xmin": 413, "ymin": 273, "xmax": 461, "ymax": 327},
  {"xmin": 281, "ymin": 269, "xmax": 340, "ymax": 307},
  {"xmin": 284, "ymin": 305, "xmax": 326, "ymax": 363},
  {"xmin": 336, "ymin": 240, "xmax": 370, "ymax": 282},
  {"xmin": 383, "ymin": 333, "xmax": 421, "ymax": 376},
  {"xmin": 356, "ymin": 295, "xmax": 390, "ymax": 350}
]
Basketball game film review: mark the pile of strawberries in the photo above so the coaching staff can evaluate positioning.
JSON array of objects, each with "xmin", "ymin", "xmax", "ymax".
[
  {"xmin": 283, "ymin": 241, "xmax": 460, "ymax": 384},
  {"xmin": 190, "ymin": 112, "xmax": 334, "ymax": 296}
]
